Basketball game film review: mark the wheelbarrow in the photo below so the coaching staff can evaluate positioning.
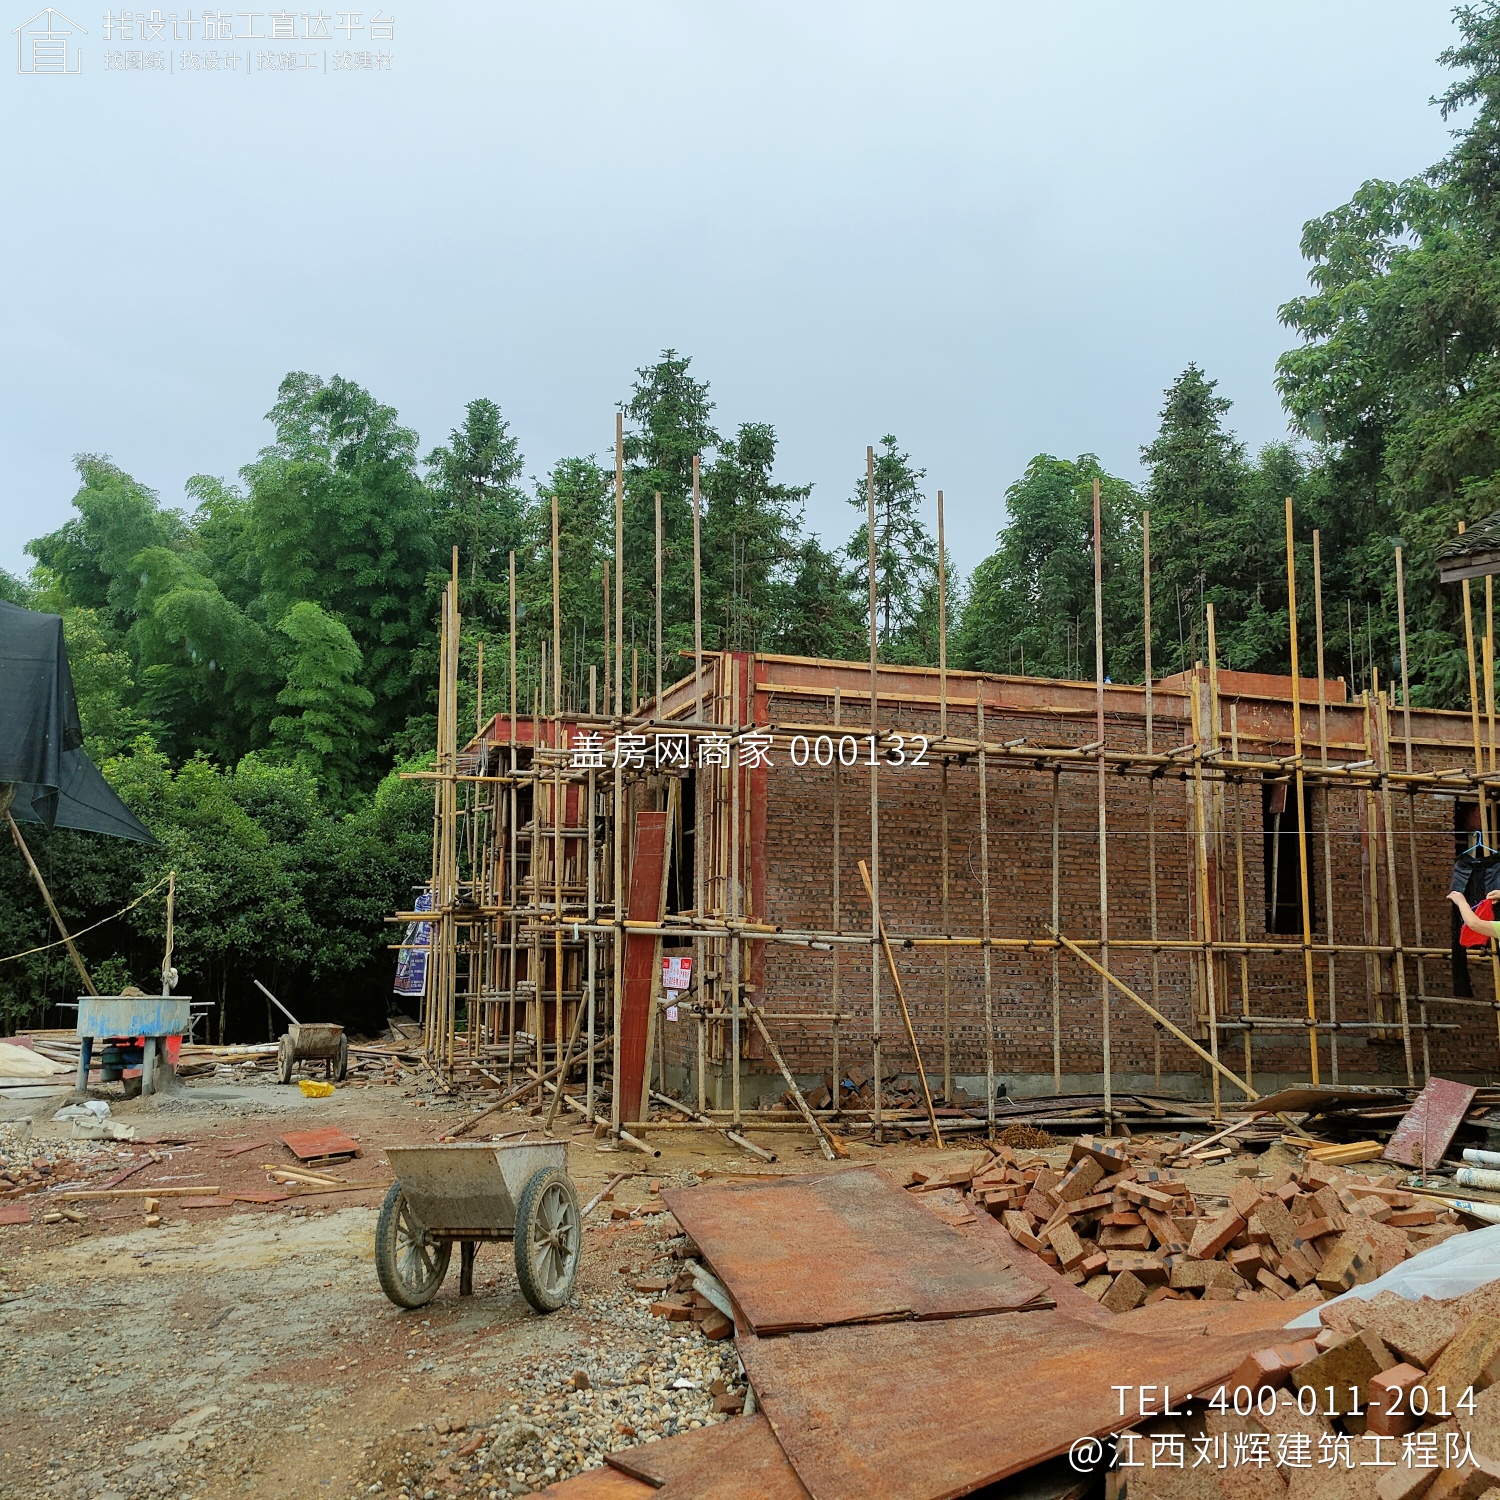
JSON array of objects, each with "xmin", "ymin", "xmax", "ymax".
[
  {"xmin": 375, "ymin": 1140, "xmax": 580, "ymax": 1314},
  {"xmin": 255, "ymin": 981, "xmax": 348, "ymax": 1084},
  {"xmin": 275, "ymin": 1023, "xmax": 347, "ymax": 1085}
]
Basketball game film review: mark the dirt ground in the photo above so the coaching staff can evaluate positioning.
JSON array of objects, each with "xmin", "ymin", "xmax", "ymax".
[{"xmin": 0, "ymin": 1064, "xmax": 945, "ymax": 1500}]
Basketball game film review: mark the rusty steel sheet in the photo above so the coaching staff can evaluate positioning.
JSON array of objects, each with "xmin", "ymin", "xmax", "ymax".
[
  {"xmin": 1384, "ymin": 1077, "xmax": 1478, "ymax": 1168},
  {"xmin": 279, "ymin": 1126, "xmax": 360, "ymax": 1162},
  {"xmin": 739, "ymin": 1311, "xmax": 1295, "ymax": 1500},
  {"xmin": 534, "ymin": 1467, "xmax": 651, "ymax": 1499},
  {"xmin": 661, "ymin": 1167, "xmax": 1048, "ymax": 1334},
  {"xmin": 607, "ymin": 1414, "xmax": 810, "ymax": 1498}
]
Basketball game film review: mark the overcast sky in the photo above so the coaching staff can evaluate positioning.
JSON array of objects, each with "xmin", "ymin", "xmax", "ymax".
[{"xmin": 0, "ymin": 2, "xmax": 1466, "ymax": 581}]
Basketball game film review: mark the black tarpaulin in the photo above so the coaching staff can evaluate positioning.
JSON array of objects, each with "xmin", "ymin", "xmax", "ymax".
[{"xmin": 0, "ymin": 601, "xmax": 155, "ymax": 843}]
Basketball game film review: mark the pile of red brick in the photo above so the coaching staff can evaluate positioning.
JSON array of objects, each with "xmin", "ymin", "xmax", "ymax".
[
  {"xmin": 914, "ymin": 1135, "xmax": 1468, "ymax": 1314},
  {"xmin": 636, "ymin": 1268, "xmax": 734, "ymax": 1341},
  {"xmin": 1198, "ymin": 1290, "xmax": 1500, "ymax": 1497}
]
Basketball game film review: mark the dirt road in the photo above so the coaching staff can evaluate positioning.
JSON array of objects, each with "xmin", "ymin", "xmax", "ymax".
[{"xmin": 0, "ymin": 1070, "xmax": 796, "ymax": 1500}]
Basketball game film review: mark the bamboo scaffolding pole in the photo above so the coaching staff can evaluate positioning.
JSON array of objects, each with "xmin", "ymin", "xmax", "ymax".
[
  {"xmin": 508, "ymin": 550, "xmax": 518, "ymax": 1083},
  {"xmin": 866, "ymin": 446, "xmax": 884, "ymax": 1139},
  {"xmin": 1285, "ymin": 497, "xmax": 1320, "ymax": 1084},
  {"xmin": 1361, "ymin": 687, "xmax": 1381, "ymax": 1050},
  {"xmin": 1144, "ymin": 510, "xmax": 1163, "ymax": 1093},
  {"xmin": 1458, "ymin": 522, "xmax": 1500, "ymax": 1061},
  {"xmin": 1092, "ymin": 477, "xmax": 1111, "ymax": 1126},
  {"xmin": 693, "ymin": 456, "xmax": 703, "ymax": 726},
  {"xmin": 1051, "ymin": 768, "xmax": 1062, "ymax": 1094},
  {"xmin": 730, "ymin": 654, "xmax": 743, "ymax": 1129},
  {"xmin": 978, "ymin": 688, "xmax": 995, "ymax": 1138},
  {"xmin": 1190, "ymin": 676, "xmax": 1222, "ymax": 1119},
  {"xmin": 1051, "ymin": 928, "xmax": 1257, "ymax": 1101},
  {"xmin": 938, "ymin": 488, "xmax": 952, "ymax": 1104},
  {"xmin": 1377, "ymin": 690, "xmax": 1416, "ymax": 1085},
  {"xmin": 1229, "ymin": 704, "xmax": 1251, "ymax": 1091},
  {"xmin": 858, "ymin": 860, "xmax": 943, "ymax": 1148},
  {"xmin": 654, "ymin": 491, "xmax": 663, "ymax": 708},
  {"xmin": 611, "ymin": 414, "xmax": 625, "ymax": 1134},
  {"xmin": 1396, "ymin": 547, "xmax": 1431, "ymax": 1081},
  {"xmin": 1313, "ymin": 530, "xmax": 1340, "ymax": 1083},
  {"xmin": 832, "ymin": 686, "xmax": 843, "ymax": 1113}
]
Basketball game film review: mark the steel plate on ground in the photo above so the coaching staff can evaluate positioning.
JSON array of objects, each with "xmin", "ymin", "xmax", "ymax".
[
  {"xmin": 280, "ymin": 1127, "xmax": 360, "ymax": 1161},
  {"xmin": 1383, "ymin": 1077, "xmax": 1478, "ymax": 1167},
  {"xmin": 534, "ymin": 1467, "xmax": 651, "ymax": 1498},
  {"xmin": 606, "ymin": 1414, "xmax": 809, "ymax": 1498},
  {"xmin": 660, "ymin": 1166, "xmax": 1047, "ymax": 1335},
  {"xmin": 738, "ymin": 1311, "xmax": 1296, "ymax": 1500}
]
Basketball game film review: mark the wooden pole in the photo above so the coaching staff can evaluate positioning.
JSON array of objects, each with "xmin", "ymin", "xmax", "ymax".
[
  {"xmin": 1377, "ymin": 691, "xmax": 1416, "ymax": 1085},
  {"xmin": 1314, "ymin": 530, "xmax": 1339, "ymax": 1082},
  {"xmin": 978, "ymin": 689, "xmax": 995, "ymax": 1138},
  {"xmin": 1092, "ymin": 477, "xmax": 1111, "ymax": 1128},
  {"xmin": 1396, "ymin": 546, "xmax": 1430, "ymax": 1080},
  {"xmin": 1190, "ymin": 675, "xmax": 1222, "ymax": 1119},
  {"xmin": 1285, "ymin": 497, "xmax": 1320, "ymax": 1084},
  {"xmin": 1051, "ymin": 928, "xmax": 1258, "ymax": 1100},
  {"xmin": 729, "ymin": 654, "xmax": 743, "ymax": 1128},
  {"xmin": 611, "ymin": 415, "xmax": 626, "ymax": 1134},
  {"xmin": 1050, "ymin": 767, "xmax": 1062, "ymax": 1094},
  {"xmin": 1144, "ymin": 509, "xmax": 1163, "ymax": 1094},
  {"xmin": 1229, "ymin": 704, "xmax": 1251, "ymax": 1090},
  {"xmin": 866, "ymin": 445, "xmax": 883, "ymax": 1138},
  {"xmin": 1457, "ymin": 523, "xmax": 1500, "ymax": 1063},
  {"xmin": 654, "ymin": 490, "xmax": 663, "ymax": 708},
  {"xmin": 7, "ymin": 813, "xmax": 97, "ymax": 996},
  {"xmin": 832, "ymin": 686, "xmax": 843, "ymax": 1113},
  {"xmin": 552, "ymin": 491, "xmax": 562, "ymax": 718},
  {"xmin": 508, "ymin": 549, "xmax": 519, "ymax": 1083},
  {"xmin": 857, "ymin": 859, "xmax": 943, "ymax": 1149},
  {"xmin": 693, "ymin": 455, "xmax": 703, "ymax": 725},
  {"xmin": 937, "ymin": 488, "xmax": 951, "ymax": 1103}
]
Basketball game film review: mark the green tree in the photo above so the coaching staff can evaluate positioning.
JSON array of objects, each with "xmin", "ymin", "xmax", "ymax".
[
  {"xmin": 620, "ymin": 352, "xmax": 719, "ymax": 692},
  {"xmin": 128, "ymin": 546, "xmax": 274, "ymax": 762},
  {"xmin": 269, "ymin": 601, "xmax": 376, "ymax": 805},
  {"xmin": 773, "ymin": 537, "xmax": 866, "ymax": 660},
  {"xmin": 243, "ymin": 373, "xmax": 436, "ymax": 738},
  {"xmin": 955, "ymin": 455, "xmax": 1140, "ymax": 680},
  {"xmin": 28, "ymin": 456, "xmax": 188, "ymax": 633},
  {"xmin": 425, "ymin": 397, "xmax": 527, "ymax": 610},
  {"xmin": 701, "ymin": 422, "xmax": 809, "ymax": 652},
  {"xmin": 845, "ymin": 435, "xmax": 937, "ymax": 657},
  {"xmin": 1275, "ymin": 4, "xmax": 1500, "ymax": 706}
]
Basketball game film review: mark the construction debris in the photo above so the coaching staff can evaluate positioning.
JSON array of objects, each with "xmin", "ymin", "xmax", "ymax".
[{"xmin": 930, "ymin": 1136, "xmax": 1471, "ymax": 1309}]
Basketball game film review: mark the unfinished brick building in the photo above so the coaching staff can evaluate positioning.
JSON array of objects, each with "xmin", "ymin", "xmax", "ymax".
[{"xmin": 407, "ymin": 471, "xmax": 1500, "ymax": 1141}]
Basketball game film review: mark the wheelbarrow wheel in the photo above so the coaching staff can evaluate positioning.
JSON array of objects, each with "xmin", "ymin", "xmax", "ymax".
[
  {"xmin": 375, "ymin": 1182, "xmax": 451, "ymax": 1309},
  {"xmin": 276, "ymin": 1035, "xmax": 294, "ymax": 1085},
  {"xmin": 330, "ymin": 1034, "xmax": 348, "ymax": 1083},
  {"xmin": 514, "ymin": 1166, "xmax": 580, "ymax": 1314}
]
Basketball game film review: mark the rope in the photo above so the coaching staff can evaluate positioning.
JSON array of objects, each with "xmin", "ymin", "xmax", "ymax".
[{"xmin": 0, "ymin": 872, "xmax": 175, "ymax": 966}]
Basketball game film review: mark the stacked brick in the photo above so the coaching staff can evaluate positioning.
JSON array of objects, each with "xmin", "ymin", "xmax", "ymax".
[{"xmin": 916, "ymin": 1137, "xmax": 1468, "ymax": 1313}]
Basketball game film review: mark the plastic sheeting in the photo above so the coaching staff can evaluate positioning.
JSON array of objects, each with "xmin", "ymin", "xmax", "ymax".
[
  {"xmin": 0, "ymin": 600, "xmax": 154, "ymax": 843},
  {"xmin": 1286, "ymin": 1222, "xmax": 1500, "ymax": 1328}
]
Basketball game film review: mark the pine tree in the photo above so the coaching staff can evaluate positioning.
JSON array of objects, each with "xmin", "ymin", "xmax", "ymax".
[{"xmin": 844, "ymin": 436, "xmax": 936, "ymax": 657}]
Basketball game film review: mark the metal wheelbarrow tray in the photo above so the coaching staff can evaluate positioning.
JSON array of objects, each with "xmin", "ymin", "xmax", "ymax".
[{"xmin": 376, "ymin": 1140, "xmax": 580, "ymax": 1314}]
